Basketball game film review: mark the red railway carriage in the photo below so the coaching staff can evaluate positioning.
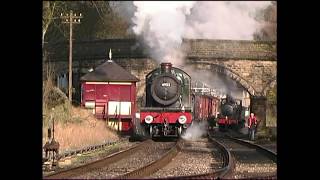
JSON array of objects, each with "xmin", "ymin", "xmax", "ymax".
[
  {"xmin": 80, "ymin": 58, "xmax": 139, "ymax": 133},
  {"xmin": 193, "ymin": 94, "xmax": 219, "ymax": 122},
  {"xmin": 192, "ymin": 93, "xmax": 220, "ymax": 131}
]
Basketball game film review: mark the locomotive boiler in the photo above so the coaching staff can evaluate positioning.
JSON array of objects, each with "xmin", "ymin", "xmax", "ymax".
[{"xmin": 140, "ymin": 63, "xmax": 192, "ymax": 137}]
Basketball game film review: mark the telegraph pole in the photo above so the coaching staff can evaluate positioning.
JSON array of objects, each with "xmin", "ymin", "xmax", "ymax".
[{"xmin": 60, "ymin": 10, "xmax": 83, "ymax": 103}]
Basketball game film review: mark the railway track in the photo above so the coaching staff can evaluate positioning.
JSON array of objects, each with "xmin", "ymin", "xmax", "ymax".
[
  {"xmin": 43, "ymin": 136, "xmax": 232, "ymax": 179},
  {"xmin": 225, "ymin": 129, "xmax": 277, "ymax": 153},
  {"xmin": 43, "ymin": 139, "xmax": 141, "ymax": 174},
  {"xmin": 211, "ymin": 132, "xmax": 277, "ymax": 179},
  {"xmin": 146, "ymin": 134, "xmax": 233, "ymax": 179},
  {"xmin": 116, "ymin": 135, "xmax": 235, "ymax": 179},
  {"xmin": 117, "ymin": 139, "xmax": 181, "ymax": 179},
  {"xmin": 44, "ymin": 132, "xmax": 275, "ymax": 179},
  {"xmin": 56, "ymin": 139, "xmax": 122, "ymax": 160},
  {"xmin": 44, "ymin": 138, "xmax": 180, "ymax": 179},
  {"xmin": 44, "ymin": 139, "xmax": 153, "ymax": 179}
]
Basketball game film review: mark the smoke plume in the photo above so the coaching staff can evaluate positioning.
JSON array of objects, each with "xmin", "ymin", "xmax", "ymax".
[
  {"xmin": 112, "ymin": 1, "xmax": 271, "ymax": 65},
  {"xmin": 111, "ymin": 1, "xmax": 270, "ymax": 100},
  {"xmin": 131, "ymin": 1, "xmax": 195, "ymax": 66},
  {"xmin": 184, "ymin": 1, "xmax": 271, "ymax": 40},
  {"xmin": 182, "ymin": 66, "xmax": 245, "ymax": 99},
  {"xmin": 182, "ymin": 121, "xmax": 208, "ymax": 141}
]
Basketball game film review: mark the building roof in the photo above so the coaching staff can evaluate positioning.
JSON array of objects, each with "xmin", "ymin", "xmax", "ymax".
[{"xmin": 80, "ymin": 60, "xmax": 140, "ymax": 82}]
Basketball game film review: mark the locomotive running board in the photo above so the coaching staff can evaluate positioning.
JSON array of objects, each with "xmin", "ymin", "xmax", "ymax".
[
  {"xmin": 140, "ymin": 107, "xmax": 192, "ymax": 112},
  {"xmin": 152, "ymin": 134, "xmax": 179, "ymax": 137}
]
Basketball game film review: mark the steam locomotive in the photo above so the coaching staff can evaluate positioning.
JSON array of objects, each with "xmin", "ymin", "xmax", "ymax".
[
  {"xmin": 217, "ymin": 95, "xmax": 245, "ymax": 130},
  {"xmin": 140, "ymin": 63, "xmax": 219, "ymax": 137}
]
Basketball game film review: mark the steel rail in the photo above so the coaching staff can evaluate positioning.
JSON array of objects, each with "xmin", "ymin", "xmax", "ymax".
[
  {"xmin": 43, "ymin": 139, "xmax": 152, "ymax": 179},
  {"xmin": 226, "ymin": 135, "xmax": 277, "ymax": 163},
  {"xmin": 145, "ymin": 134, "xmax": 235, "ymax": 179},
  {"xmin": 117, "ymin": 139, "xmax": 182, "ymax": 179}
]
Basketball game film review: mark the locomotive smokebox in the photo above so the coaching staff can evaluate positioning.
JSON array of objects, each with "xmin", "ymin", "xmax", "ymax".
[
  {"xmin": 161, "ymin": 62, "xmax": 172, "ymax": 73},
  {"xmin": 150, "ymin": 62, "xmax": 181, "ymax": 106},
  {"xmin": 222, "ymin": 104, "xmax": 234, "ymax": 117}
]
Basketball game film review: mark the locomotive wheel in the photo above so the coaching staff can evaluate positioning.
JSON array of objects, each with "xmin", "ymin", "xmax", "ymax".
[
  {"xmin": 149, "ymin": 126, "xmax": 153, "ymax": 138},
  {"xmin": 177, "ymin": 126, "xmax": 182, "ymax": 137},
  {"xmin": 219, "ymin": 125, "xmax": 226, "ymax": 132}
]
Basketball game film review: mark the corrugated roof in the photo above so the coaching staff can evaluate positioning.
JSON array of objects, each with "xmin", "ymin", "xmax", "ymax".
[{"xmin": 80, "ymin": 60, "xmax": 140, "ymax": 82}]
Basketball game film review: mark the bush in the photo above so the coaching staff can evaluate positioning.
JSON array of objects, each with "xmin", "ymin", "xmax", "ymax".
[
  {"xmin": 43, "ymin": 63, "xmax": 71, "ymax": 127},
  {"xmin": 46, "ymin": 87, "xmax": 68, "ymax": 109},
  {"xmin": 43, "ymin": 102, "xmax": 71, "ymax": 128}
]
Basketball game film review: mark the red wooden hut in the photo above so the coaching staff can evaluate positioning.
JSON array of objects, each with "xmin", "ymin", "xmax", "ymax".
[{"xmin": 80, "ymin": 53, "xmax": 139, "ymax": 132}]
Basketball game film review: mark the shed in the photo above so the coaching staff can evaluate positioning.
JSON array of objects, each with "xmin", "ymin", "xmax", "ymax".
[{"xmin": 80, "ymin": 50, "xmax": 139, "ymax": 132}]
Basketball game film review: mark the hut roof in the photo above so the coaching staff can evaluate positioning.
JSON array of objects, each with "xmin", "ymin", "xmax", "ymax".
[{"xmin": 80, "ymin": 60, "xmax": 139, "ymax": 82}]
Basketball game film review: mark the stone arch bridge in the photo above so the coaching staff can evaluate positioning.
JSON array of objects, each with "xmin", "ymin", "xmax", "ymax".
[{"xmin": 44, "ymin": 39, "xmax": 276, "ymax": 129}]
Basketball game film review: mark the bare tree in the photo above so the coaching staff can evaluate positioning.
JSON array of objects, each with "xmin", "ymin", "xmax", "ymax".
[
  {"xmin": 43, "ymin": 1, "xmax": 57, "ymax": 47},
  {"xmin": 254, "ymin": 2, "xmax": 277, "ymax": 41}
]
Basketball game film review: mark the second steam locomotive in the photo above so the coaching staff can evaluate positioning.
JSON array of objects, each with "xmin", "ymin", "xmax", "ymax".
[{"xmin": 217, "ymin": 95, "xmax": 245, "ymax": 130}]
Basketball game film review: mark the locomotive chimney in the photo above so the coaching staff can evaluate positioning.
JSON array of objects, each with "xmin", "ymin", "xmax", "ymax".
[{"xmin": 160, "ymin": 62, "xmax": 172, "ymax": 73}]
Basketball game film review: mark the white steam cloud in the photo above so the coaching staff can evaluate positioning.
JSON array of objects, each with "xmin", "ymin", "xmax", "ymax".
[
  {"xmin": 111, "ymin": 1, "xmax": 271, "ymax": 100},
  {"xmin": 183, "ymin": 66, "xmax": 245, "ymax": 99},
  {"xmin": 184, "ymin": 1, "xmax": 271, "ymax": 40},
  {"xmin": 112, "ymin": 1, "xmax": 271, "ymax": 65},
  {"xmin": 182, "ymin": 121, "xmax": 208, "ymax": 141},
  {"xmin": 132, "ymin": 1, "xmax": 195, "ymax": 66}
]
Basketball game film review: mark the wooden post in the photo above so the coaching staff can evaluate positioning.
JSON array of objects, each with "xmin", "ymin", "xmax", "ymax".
[
  {"xmin": 60, "ymin": 10, "xmax": 83, "ymax": 104},
  {"xmin": 68, "ymin": 10, "xmax": 73, "ymax": 103}
]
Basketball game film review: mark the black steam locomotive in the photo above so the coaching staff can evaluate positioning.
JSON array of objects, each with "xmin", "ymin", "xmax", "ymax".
[
  {"xmin": 217, "ymin": 95, "xmax": 245, "ymax": 130},
  {"xmin": 140, "ymin": 63, "xmax": 192, "ymax": 137}
]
